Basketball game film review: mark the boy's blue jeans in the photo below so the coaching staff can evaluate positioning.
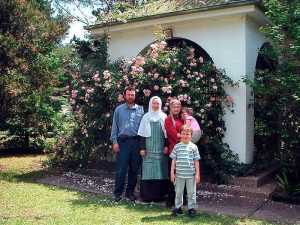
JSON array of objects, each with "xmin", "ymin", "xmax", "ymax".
[
  {"xmin": 175, "ymin": 177, "xmax": 197, "ymax": 209},
  {"xmin": 114, "ymin": 137, "xmax": 141, "ymax": 198}
]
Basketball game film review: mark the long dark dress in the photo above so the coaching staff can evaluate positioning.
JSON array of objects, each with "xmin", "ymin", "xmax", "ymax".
[{"xmin": 140, "ymin": 122, "xmax": 168, "ymax": 201}]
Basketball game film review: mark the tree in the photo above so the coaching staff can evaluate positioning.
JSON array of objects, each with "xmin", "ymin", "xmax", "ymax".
[{"xmin": 0, "ymin": 0, "xmax": 69, "ymax": 149}]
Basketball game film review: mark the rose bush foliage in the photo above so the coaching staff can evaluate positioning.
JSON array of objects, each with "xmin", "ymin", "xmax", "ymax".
[{"xmin": 49, "ymin": 36, "xmax": 244, "ymax": 180}]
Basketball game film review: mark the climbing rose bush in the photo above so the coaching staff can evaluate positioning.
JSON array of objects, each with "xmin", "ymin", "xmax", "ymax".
[{"xmin": 50, "ymin": 39, "xmax": 243, "ymax": 180}]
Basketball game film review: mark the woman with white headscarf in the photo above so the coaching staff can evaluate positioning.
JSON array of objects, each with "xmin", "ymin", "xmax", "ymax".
[{"xmin": 138, "ymin": 96, "xmax": 169, "ymax": 202}]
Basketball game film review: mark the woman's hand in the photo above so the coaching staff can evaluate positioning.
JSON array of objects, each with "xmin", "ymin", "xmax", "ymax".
[
  {"xmin": 163, "ymin": 147, "xmax": 169, "ymax": 155},
  {"xmin": 140, "ymin": 149, "xmax": 147, "ymax": 157},
  {"xmin": 195, "ymin": 174, "xmax": 201, "ymax": 184}
]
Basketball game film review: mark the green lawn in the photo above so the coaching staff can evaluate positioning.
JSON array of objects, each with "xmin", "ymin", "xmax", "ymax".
[{"xmin": 0, "ymin": 154, "xmax": 276, "ymax": 225}]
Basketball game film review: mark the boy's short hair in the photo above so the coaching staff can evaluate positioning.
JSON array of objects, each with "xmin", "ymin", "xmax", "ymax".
[{"xmin": 181, "ymin": 124, "xmax": 193, "ymax": 134}]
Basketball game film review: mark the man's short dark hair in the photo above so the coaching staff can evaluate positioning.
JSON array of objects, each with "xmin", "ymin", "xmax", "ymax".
[{"xmin": 124, "ymin": 85, "xmax": 136, "ymax": 95}]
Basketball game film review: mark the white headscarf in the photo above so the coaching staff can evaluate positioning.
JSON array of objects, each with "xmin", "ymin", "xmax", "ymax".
[{"xmin": 138, "ymin": 96, "xmax": 167, "ymax": 137}]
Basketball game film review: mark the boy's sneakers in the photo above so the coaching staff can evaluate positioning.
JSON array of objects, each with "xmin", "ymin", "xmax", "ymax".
[
  {"xmin": 171, "ymin": 207, "xmax": 183, "ymax": 217},
  {"xmin": 188, "ymin": 209, "xmax": 196, "ymax": 218}
]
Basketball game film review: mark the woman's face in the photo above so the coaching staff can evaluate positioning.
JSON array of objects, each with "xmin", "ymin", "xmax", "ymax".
[
  {"xmin": 171, "ymin": 103, "xmax": 181, "ymax": 115},
  {"xmin": 151, "ymin": 99, "xmax": 160, "ymax": 112}
]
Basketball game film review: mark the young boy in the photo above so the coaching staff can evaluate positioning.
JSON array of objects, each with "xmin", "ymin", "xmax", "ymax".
[{"xmin": 170, "ymin": 124, "xmax": 201, "ymax": 218}]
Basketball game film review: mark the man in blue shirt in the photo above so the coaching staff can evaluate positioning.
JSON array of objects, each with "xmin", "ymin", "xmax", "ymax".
[{"xmin": 111, "ymin": 86, "xmax": 144, "ymax": 202}]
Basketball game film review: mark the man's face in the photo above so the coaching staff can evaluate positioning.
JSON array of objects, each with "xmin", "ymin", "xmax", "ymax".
[{"xmin": 125, "ymin": 90, "xmax": 136, "ymax": 104}]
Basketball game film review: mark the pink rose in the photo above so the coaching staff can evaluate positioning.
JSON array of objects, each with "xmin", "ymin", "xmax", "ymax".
[
  {"xmin": 226, "ymin": 95, "xmax": 234, "ymax": 102},
  {"xmin": 103, "ymin": 70, "xmax": 110, "ymax": 79},
  {"xmin": 71, "ymin": 90, "xmax": 78, "ymax": 98},
  {"xmin": 118, "ymin": 94, "xmax": 124, "ymax": 102},
  {"xmin": 143, "ymin": 89, "xmax": 151, "ymax": 97},
  {"xmin": 199, "ymin": 56, "xmax": 204, "ymax": 63}
]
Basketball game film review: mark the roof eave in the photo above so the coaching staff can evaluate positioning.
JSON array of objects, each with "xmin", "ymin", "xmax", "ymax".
[{"xmin": 85, "ymin": 0, "xmax": 264, "ymax": 31}]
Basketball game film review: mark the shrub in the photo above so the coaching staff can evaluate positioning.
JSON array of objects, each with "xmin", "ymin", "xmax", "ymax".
[{"xmin": 49, "ymin": 30, "xmax": 245, "ymax": 181}]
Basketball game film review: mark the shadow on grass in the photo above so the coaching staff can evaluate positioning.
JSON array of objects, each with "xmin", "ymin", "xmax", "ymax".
[
  {"xmin": 0, "ymin": 148, "xmax": 43, "ymax": 156},
  {"xmin": 0, "ymin": 168, "xmax": 61, "ymax": 183}
]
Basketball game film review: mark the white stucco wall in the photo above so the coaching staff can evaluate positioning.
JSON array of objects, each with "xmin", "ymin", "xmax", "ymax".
[{"xmin": 88, "ymin": 5, "xmax": 267, "ymax": 163}]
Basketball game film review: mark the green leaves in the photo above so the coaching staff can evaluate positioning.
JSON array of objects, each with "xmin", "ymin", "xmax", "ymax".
[{"xmin": 0, "ymin": 0, "xmax": 69, "ymax": 149}]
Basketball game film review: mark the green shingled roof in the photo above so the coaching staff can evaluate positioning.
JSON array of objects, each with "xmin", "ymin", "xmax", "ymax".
[
  {"xmin": 89, "ymin": 0, "xmax": 262, "ymax": 29},
  {"xmin": 163, "ymin": 0, "xmax": 248, "ymax": 9}
]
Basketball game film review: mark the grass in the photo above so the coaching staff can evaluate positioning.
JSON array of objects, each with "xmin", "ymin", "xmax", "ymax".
[{"xmin": 0, "ymin": 154, "xmax": 278, "ymax": 225}]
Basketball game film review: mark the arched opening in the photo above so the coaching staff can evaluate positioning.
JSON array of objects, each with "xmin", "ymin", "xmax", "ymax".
[
  {"xmin": 253, "ymin": 42, "xmax": 278, "ymax": 165},
  {"xmin": 139, "ymin": 37, "xmax": 213, "ymax": 63}
]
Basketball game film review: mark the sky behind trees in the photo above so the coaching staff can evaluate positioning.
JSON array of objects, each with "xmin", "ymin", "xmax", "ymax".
[{"xmin": 56, "ymin": 4, "xmax": 95, "ymax": 43}]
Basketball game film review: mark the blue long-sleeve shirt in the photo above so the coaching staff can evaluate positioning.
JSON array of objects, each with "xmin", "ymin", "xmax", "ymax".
[{"xmin": 110, "ymin": 103, "xmax": 144, "ymax": 144}]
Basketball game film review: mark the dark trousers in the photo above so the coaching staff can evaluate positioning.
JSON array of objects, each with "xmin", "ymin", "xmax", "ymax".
[{"xmin": 114, "ymin": 137, "xmax": 141, "ymax": 198}]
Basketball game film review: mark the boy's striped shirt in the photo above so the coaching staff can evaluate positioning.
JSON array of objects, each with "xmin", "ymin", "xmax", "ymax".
[{"xmin": 170, "ymin": 141, "xmax": 200, "ymax": 179}]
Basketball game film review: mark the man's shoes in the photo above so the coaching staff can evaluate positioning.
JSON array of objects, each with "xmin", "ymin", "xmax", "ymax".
[
  {"xmin": 171, "ymin": 207, "xmax": 183, "ymax": 217},
  {"xmin": 188, "ymin": 209, "xmax": 196, "ymax": 218},
  {"xmin": 125, "ymin": 194, "xmax": 137, "ymax": 202},
  {"xmin": 113, "ymin": 196, "xmax": 122, "ymax": 203},
  {"xmin": 166, "ymin": 198, "xmax": 175, "ymax": 207}
]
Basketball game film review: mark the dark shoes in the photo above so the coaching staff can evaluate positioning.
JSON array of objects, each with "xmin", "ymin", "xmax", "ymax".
[
  {"xmin": 113, "ymin": 195, "xmax": 122, "ymax": 203},
  {"xmin": 113, "ymin": 194, "xmax": 137, "ymax": 202},
  {"xmin": 125, "ymin": 194, "xmax": 137, "ymax": 202},
  {"xmin": 188, "ymin": 209, "xmax": 196, "ymax": 218},
  {"xmin": 172, "ymin": 208, "xmax": 196, "ymax": 218},
  {"xmin": 171, "ymin": 207, "xmax": 183, "ymax": 217}
]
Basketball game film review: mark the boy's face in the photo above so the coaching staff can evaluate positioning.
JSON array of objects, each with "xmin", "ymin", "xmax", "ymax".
[{"xmin": 181, "ymin": 130, "xmax": 192, "ymax": 144}]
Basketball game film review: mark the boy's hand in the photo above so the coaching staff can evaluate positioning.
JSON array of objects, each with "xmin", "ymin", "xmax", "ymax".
[
  {"xmin": 195, "ymin": 174, "xmax": 200, "ymax": 184},
  {"xmin": 170, "ymin": 173, "xmax": 176, "ymax": 183},
  {"xmin": 163, "ymin": 147, "xmax": 169, "ymax": 155},
  {"xmin": 140, "ymin": 150, "xmax": 147, "ymax": 156}
]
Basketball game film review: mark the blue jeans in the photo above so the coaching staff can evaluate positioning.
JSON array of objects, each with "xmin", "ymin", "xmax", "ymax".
[
  {"xmin": 114, "ymin": 137, "xmax": 141, "ymax": 197},
  {"xmin": 175, "ymin": 177, "xmax": 196, "ymax": 209}
]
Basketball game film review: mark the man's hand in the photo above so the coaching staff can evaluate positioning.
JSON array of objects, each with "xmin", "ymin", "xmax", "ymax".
[
  {"xmin": 112, "ymin": 143, "xmax": 120, "ymax": 153},
  {"xmin": 140, "ymin": 149, "xmax": 147, "ymax": 156}
]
